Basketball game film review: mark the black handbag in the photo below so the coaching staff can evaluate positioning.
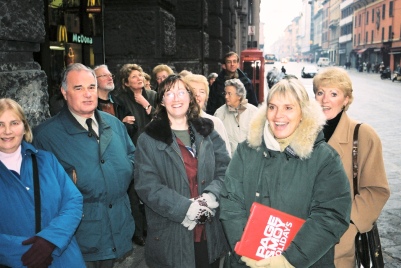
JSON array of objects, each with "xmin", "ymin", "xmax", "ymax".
[{"xmin": 352, "ymin": 124, "xmax": 384, "ymax": 268}]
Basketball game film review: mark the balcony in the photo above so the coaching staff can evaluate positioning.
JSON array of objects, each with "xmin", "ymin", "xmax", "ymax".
[{"xmin": 329, "ymin": 19, "xmax": 339, "ymax": 29}]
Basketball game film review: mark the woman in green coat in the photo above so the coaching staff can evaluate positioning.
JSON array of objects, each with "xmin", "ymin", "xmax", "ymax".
[
  {"xmin": 134, "ymin": 75, "xmax": 230, "ymax": 268},
  {"xmin": 220, "ymin": 76, "xmax": 352, "ymax": 267}
]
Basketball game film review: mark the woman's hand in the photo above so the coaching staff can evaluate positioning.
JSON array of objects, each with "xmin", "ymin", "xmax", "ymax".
[
  {"xmin": 134, "ymin": 92, "xmax": 149, "ymax": 107},
  {"xmin": 122, "ymin": 115, "xmax": 135, "ymax": 124},
  {"xmin": 241, "ymin": 255, "xmax": 294, "ymax": 268}
]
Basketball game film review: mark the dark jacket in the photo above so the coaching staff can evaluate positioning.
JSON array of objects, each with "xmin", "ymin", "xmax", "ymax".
[
  {"xmin": 118, "ymin": 88, "xmax": 157, "ymax": 145},
  {"xmin": 206, "ymin": 69, "xmax": 258, "ymax": 115},
  {"xmin": 97, "ymin": 92, "xmax": 138, "ymax": 142},
  {"xmin": 33, "ymin": 107, "xmax": 136, "ymax": 262},
  {"xmin": 220, "ymin": 103, "xmax": 351, "ymax": 268},
  {"xmin": 134, "ymin": 113, "xmax": 230, "ymax": 268}
]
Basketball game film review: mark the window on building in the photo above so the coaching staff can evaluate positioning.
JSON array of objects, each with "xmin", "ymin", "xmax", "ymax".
[
  {"xmin": 389, "ymin": 26, "xmax": 392, "ymax": 40},
  {"xmin": 354, "ymin": 34, "xmax": 356, "ymax": 46},
  {"xmin": 366, "ymin": 11, "xmax": 369, "ymax": 25},
  {"xmin": 365, "ymin": 32, "xmax": 368, "ymax": 43},
  {"xmin": 371, "ymin": 30, "xmax": 374, "ymax": 43},
  {"xmin": 382, "ymin": 4, "xmax": 386, "ymax": 20},
  {"xmin": 382, "ymin": 27, "xmax": 385, "ymax": 41},
  {"xmin": 358, "ymin": 33, "xmax": 360, "ymax": 45},
  {"xmin": 359, "ymin": 14, "xmax": 361, "ymax": 27},
  {"xmin": 389, "ymin": 1, "xmax": 393, "ymax": 17},
  {"xmin": 372, "ymin": 8, "xmax": 375, "ymax": 22}
]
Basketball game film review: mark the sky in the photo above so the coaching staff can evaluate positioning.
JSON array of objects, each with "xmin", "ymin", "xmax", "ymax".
[{"xmin": 260, "ymin": 0, "xmax": 303, "ymax": 52}]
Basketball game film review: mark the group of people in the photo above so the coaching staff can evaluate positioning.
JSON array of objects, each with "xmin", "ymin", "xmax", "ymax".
[{"xmin": 0, "ymin": 49, "xmax": 390, "ymax": 268}]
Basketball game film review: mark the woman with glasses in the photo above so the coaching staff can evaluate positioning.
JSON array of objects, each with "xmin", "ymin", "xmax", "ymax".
[
  {"xmin": 214, "ymin": 78, "xmax": 258, "ymax": 155},
  {"xmin": 220, "ymin": 77, "xmax": 351, "ymax": 267},
  {"xmin": 134, "ymin": 75, "xmax": 230, "ymax": 268}
]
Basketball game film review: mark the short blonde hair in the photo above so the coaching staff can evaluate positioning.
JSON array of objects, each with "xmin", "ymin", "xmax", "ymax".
[
  {"xmin": 0, "ymin": 98, "xmax": 33, "ymax": 142},
  {"xmin": 313, "ymin": 67, "xmax": 354, "ymax": 110},
  {"xmin": 267, "ymin": 77, "xmax": 309, "ymax": 114},
  {"xmin": 152, "ymin": 64, "xmax": 174, "ymax": 76},
  {"xmin": 183, "ymin": 74, "xmax": 210, "ymax": 97}
]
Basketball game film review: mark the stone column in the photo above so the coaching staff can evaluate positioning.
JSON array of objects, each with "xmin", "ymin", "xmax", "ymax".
[{"xmin": 0, "ymin": 0, "xmax": 50, "ymax": 127}]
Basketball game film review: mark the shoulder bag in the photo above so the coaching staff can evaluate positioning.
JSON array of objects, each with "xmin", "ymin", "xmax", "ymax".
[{"xmin": 353, "ymin": 123, "xmax": 385, "ymax": 268}]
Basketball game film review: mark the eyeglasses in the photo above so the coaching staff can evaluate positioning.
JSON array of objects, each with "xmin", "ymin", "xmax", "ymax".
[
  {"xmin": 164, "ymin": 90, "xmax": 189, "ymax": 100},
  {"xmin": 96, "ymin": 74, "xmax": 115, "ymax": 79}
]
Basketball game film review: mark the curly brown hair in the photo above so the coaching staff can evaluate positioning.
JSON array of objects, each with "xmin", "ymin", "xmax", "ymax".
[
  {"xmin": 119, "ymin": 64, "xmax": 143, "ymax": 90},
  {"xmin": 154, "ymin": 75, "xmax": 200, "ymax": 122}
]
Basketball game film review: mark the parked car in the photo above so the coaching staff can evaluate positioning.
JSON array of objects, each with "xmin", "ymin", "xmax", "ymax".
[
  {"xmin": 301, "ymin": 66, "xmax": 319, "ymax": 78},
  {"xmin": 317, "ymin": 57, "xmax": 330, "ymax": 67}
]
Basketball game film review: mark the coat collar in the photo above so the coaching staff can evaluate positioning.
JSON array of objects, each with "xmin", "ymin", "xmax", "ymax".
[
  {"xmin": 247, "ymin": 100, "xmax": 326, "ymax": 159},
  {"xmin": 327, "ymin": 112, "xmax": 354, "ymax": 159},
  {"xmin": 145, "ymin": 112, "xmax": 214, "ymax": 145}
]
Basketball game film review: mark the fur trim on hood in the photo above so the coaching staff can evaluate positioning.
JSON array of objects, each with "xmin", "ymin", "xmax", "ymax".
[
  {"xmin": 247, "ymin": 100, "xmax": 326, "ymax": 159},
  {"xmin": 145, "ymin": 112, "xmax": 214, "ymax": 145}
]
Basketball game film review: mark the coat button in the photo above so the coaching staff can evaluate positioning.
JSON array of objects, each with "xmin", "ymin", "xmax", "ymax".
[
  {"xmin": 155, "ymin": 237, "xmax": 160, "ymax": 241},
  {"xmin": 112, "ymin": 248, "xmax": 116, "ymax": 252},
  {"xmin": 201, "ymin": 180, "xmax": 205, "ymax": 185},
  {"xmin": 101, "ymin": 159, "xmax": 105, "ymax": 163},
  {"xmin": 109, "ymin": 204, "xmax": 112, "ymax": 208}
]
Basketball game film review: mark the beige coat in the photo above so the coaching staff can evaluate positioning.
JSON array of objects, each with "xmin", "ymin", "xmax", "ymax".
[{"xmin": 330, "ymin": 112, "xmax": 390, "ymax": 267}]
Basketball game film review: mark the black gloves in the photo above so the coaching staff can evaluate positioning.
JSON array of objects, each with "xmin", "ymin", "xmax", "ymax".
[{"xmin": 21, "ymin": 236, "xmax": 56, "ymax": 268}]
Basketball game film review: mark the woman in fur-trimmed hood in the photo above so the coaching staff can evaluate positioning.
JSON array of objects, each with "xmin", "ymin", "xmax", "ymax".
[{"xmin": 220, "ymin": 77, "xmax": 352, "ymax": 268}]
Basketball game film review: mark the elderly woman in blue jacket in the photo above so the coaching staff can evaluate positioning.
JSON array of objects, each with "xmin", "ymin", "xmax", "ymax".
[
  {"xmin": 134, "ymin": 75, "xmax": 231, "ymax": 268},
  {"xmin": 220, "ymin": 77, "xmax": 352, "ymax": 267},
  {"xmin": 0, "ymin": 98, "xmax": 84, "ymax": 267}
]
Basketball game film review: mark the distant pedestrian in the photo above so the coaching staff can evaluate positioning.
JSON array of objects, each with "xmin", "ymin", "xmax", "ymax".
[
  {"xmin": 313, "ymin": 67, "xmax": 390, "ymax": 267},
  {"xmin": 281, "ymin": 65, "xmax": 286, "ymax": 74},
  {"xmin": 367, "ymin": 62, "xmax": 371, "ymax": 73}
]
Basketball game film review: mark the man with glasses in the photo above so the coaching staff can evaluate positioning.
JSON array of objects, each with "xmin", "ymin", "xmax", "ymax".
[
  {"xmin": 94, "ymin": 65, "xmax": 137, "ymax": 144},
  {"xmin": 206, "ymin": 51, "xmax": 258, "ymax": 115}
]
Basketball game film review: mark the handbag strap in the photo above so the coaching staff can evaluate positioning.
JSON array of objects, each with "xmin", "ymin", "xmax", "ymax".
[
  {"xmin": 352, "ymin": 123, "xmax": 362, "ymax": 197},
  {"xmin": 32, "ymin": 154, "xmax": 41, "ymax": 233}
]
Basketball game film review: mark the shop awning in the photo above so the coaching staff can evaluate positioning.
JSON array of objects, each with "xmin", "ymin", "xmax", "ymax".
[{"xmin": 357, "ymin": 48, "xmax": 367, "ymax": 54}]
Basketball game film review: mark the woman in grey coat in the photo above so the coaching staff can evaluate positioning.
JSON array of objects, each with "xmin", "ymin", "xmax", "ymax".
[{"xmin": 134, "ymin": 75, "xmax": 231, "ymax": 268}]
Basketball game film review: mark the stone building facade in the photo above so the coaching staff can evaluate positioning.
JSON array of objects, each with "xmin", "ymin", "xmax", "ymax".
[
  {"xmin": 1, "ymin": 0, "xmax": 258, "ymax": 125},
  {"xmin": 0, "ymin": 1, "xmax": 49, "ymax": 127}
]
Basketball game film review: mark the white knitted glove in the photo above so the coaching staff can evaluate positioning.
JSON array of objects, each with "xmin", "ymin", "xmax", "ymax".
[
  {"xmin": 181, "ymin": 215, "xmax": 197, "ymax": 231},
  {"xmin": 196, "ymin": 192, "xmax": 219, "ymax": 209}
]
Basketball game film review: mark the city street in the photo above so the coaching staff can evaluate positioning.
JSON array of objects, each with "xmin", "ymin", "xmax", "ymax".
[{"xmin": 115, "ymin": 63, "xmax": 401, "ymax": 267}]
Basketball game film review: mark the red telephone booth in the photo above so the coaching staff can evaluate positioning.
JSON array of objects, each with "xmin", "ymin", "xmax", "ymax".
[{"xmin": 240, "ymin": 48, "xmax": 265, "ymax": 103}]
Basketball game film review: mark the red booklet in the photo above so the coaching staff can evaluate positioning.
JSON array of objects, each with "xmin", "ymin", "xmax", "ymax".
[{"xmin": 234, "ymin": 202, "xmax": 305, "ymax": 260}]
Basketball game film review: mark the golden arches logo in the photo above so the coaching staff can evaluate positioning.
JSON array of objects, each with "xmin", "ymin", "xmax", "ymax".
[
  {"xmin": 87, "ymin": 0, "xmax": 100, "ymax": 6},
  {"xmin": 57, "ymin": 25, "xmax": 68, "ymax": 43}
]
